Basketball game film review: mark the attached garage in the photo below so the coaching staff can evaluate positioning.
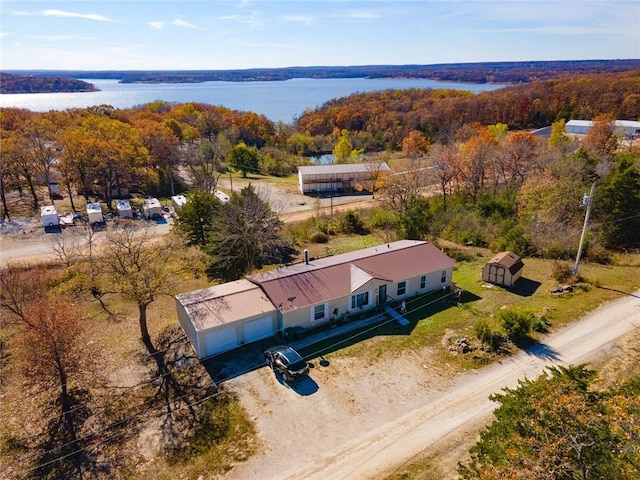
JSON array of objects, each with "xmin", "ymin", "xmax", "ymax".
[
  {"xmin": 482, "ymin": 251, "xmax": 524, "ymax": 288},
  {"xmin": 175, "ymin": 279, "xmax": 278, "ymax": 359}
]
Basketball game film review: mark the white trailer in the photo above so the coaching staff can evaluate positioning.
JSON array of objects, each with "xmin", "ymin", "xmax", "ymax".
[
  {"xmin": 116, "ymin": 199, "xmax": 133, "ymax": 219},
  {"xmin": 214, "ymin": 190, "xmax": 230, "ymax": 203},
  {"xmin": 86, "ymin": 203, "xmax": 104, "ymax": 225},
  {"xmin": 41, "ymin": 205, "xmax": 59, "ymax": 227},
  {"xmin": 171, "ymin": 195, "xmax": 187, "ymax": 210},
  {"xmin": 142, "ymin": 198, "xmax": 162, "ymax": 220}
]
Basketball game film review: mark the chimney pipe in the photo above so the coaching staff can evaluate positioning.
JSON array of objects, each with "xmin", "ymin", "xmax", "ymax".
[{"xmin": 304, "ymin": 249, "xmax": 309, "ymax": 265}]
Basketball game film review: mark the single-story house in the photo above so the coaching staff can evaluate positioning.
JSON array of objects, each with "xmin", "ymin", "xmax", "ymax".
[
  {"xmin": 176, "ymin": 240, "xmax": 455, "ymax": 359},
  {"xmin": 481, "ymin": 251, "xmax": 524, "ymax": 288},
  {"xmin": 297, "ymin": 162, "xmax": 390, "ymax": 194}
]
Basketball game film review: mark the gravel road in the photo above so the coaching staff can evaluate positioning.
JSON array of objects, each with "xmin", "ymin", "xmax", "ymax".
[{"xmin": 226, "ymin": 290, "xmax": 640, "ymax": 480}]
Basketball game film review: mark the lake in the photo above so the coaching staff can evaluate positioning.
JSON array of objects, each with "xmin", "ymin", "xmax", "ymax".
[{"xmin": 0, "ymin": 77, "xmax": 508, "ymax": 124}]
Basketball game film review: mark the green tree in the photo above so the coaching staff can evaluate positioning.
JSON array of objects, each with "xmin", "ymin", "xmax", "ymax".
[
  {"xmin": 459, "ymin": 365, "xmax": 625, "ymax": 480},
  {"xmin": 174, "ymin": 190, "xmax": 221, "ymax": 246},
  {"xmin": 228, "ymin": 141, "xmax": 259, "ymax": 178},
  {"xmin": 398, "ymin": 195, "xmax": 433, "ymax": 240},
  {"xmin": 206, "ymin": 184, "xmax": 293, "ymax": 281},
  {"xmin": 595, "ymin": 153, "xmax": 640, "ymax": 248}
]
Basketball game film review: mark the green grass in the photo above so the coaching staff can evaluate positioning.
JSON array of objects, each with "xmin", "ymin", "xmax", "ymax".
[{"xmin": 316, "ymin": 244, "xmax": 640, "ymax": 374}]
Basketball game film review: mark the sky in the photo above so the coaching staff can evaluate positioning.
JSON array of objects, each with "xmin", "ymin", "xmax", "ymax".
[{"xmin": 1, "ymin": 0, "xmax": 639, "ymax": 71}]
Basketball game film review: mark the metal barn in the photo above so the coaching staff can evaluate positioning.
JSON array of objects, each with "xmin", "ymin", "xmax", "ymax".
[{"xmin": 297, "ymin": 163, "xmax": 390, "ymax": 194}]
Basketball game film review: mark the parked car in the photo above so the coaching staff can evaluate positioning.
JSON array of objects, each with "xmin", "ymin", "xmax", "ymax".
[{"xmin": 264, "ymin": 345, "xmax": 310, "ymax": 382}]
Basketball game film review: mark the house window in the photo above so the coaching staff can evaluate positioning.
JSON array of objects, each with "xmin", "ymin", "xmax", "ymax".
[
  {"xmin": 397, "ymin": 281, "xmax": 406, "ymax": 296},
  {"xmin": 351, "ymin": 292, "xmax": 369, "ymax": 309},
  {"xmin": 313, "ymin": 304, "xmax": 325, "ymax": 321},
  {"xmin": 420, "ymin": 275, "xmax": 426, "ymax": 289},
  {"xmin": 441, "ymin": 270, "xmax": 447, "ymax": 283}
]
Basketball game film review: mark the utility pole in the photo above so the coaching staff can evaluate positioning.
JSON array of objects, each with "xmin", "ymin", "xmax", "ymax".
[{"xmin": 573, "ymin": 182, "xmax": 596, "ymax": 276}]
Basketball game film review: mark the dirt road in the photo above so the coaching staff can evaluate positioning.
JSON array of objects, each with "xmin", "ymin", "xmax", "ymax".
[{"xmin": 228, "ymin": 291, "xmax": 640, "ymax": 480}]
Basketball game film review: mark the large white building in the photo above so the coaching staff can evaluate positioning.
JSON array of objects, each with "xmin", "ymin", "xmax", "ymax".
[
  {"xmin": 297, "ymin": 162, "xmax": 390, "ymax": 194},
  {"xmin": 565, "ymin": 119, "xmax": 640, "ymax": 139}
]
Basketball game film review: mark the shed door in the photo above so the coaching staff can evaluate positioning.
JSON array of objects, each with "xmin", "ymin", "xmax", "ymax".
[
  {"xmin": 203, "ymin": 325, "xmax": 239, "ymax": 357},
  {"xmin": 489, "ymin": 265, "xmax": 505, "ymax": 285},
  {"xmin": 242, "ymin": 316, "xmax": 275, "ymax": 344}
]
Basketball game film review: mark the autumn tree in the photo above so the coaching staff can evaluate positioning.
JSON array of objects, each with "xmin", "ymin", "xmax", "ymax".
[
  {"xmin": 584, "ymin": 113, "xmax": 619, "ymax": 161},
  {"xmin": 206, "ymin": 184, "xmax": 293, "ymax": 281},
  {"xmin": 135, "ymin": 118, "xmax": 180, "ymax": 196},
  {"xmin": 59, "ymin": 116, "xmax": 150, "ymax": 209},
  {"xmin": 429, "ymin": 144, "xmax": 457, "ymax": 210},
  {"xmin": 100, "ymin": 224, "xmax": 200, "ymax": 354},
  {"xmin": 401, "ymin": 130, "xmax": 430, "ymax": 160},
  {"xmin": 457, "ymin": 128, "xmax": 497, "ymax": 203},
  {"xmin": 22, "ymin": 115, "xmax": 59, "ymax": 203},
  {"xmin": 20, "ymin": 298, "xmax": 91, "ymax": 475}
]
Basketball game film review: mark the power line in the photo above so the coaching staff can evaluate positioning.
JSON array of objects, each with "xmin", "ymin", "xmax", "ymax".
[{"xmin": 17, "ymin": 289, "xmax": 458, "ymax": 476}]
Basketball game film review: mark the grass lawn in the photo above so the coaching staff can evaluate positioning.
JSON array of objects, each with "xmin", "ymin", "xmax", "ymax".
[{"xmin": 313, "ymin": 242, "xmax": 640, "ymax": 374}]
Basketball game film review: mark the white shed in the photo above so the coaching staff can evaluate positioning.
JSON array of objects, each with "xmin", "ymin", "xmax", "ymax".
[
  {"xmin": 142, "ymin": 198, "xmax": 162, "ymax": 219},
  {"xmin": 298, "ymin": 162, "xmax": 390, "ymax": 194},
  {"xmin": 175, "ymin": 279, "xmax": 278, "ymax": 359},
  {"xmin": 86, "ymin": 203, "xmax": 104, "ymax": 225},
  {"xmin": 41, "ymin": 205, "xmax": 59, "ymax": 227},
  {"xmin": 116, "ymin": 199, "xmax": 133, "ymax": 219},
  {"xmin": 171, "ymin": 195, "xmax": 187, "ymax": 210}
]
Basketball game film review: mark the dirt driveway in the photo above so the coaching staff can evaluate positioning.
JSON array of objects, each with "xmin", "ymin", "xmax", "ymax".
[{"xmin": 224, "ymin": 291, "xmax": 640, "ymax": 480}]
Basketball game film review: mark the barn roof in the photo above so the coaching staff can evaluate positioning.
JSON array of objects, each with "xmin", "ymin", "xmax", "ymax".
[
  {"xmin": 176, "ymin": 279, "xmax": 275, "ymax": 330},
  {"xmin": 248, "ymin": 240, "xmax": 454, "ymax": 313},
  {"xmin": 298, "ymin": 162, "xmax": 390, "ymax": 176},
  {"xmin": 487, "ymin": 251, "xmax": 524, "ymax": 275}
]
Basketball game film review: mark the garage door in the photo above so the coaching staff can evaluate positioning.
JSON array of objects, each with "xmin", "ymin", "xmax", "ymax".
[
  {"xmin": 242, "ymin": 316, "xmax": 275, "ymax": 344},
  {"xmin": 203, "ymin": 325, "xmax": 239, "ymax": 357}
]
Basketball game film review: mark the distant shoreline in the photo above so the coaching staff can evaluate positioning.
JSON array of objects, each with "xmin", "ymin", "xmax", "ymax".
[{"xmin": 3, "ymin": 59, "xmax": 639, "ymax": 92}]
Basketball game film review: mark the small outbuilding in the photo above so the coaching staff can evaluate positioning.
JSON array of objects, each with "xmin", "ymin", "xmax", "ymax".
[
  {"xmin": 86, "ymin": 203, "xmax": 104, "ymax": 225},
  {"xmin": 116, "ymin": 199, "xmax": 133, "ymax": 219},
  {"xmin": 41, "ymin": 205, "xmax": 59, "ymax": 227},
  {"xmin": 482, "ymin": 251, "xmax": 524, "ymax": 288}
]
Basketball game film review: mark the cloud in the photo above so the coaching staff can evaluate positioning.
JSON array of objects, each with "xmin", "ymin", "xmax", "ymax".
[
  {"xmin": 334, "ymin": 9, "xmax": 382, "ymax": 20},
  {"xmin": 149, "ymin": 21, "xmax": 164, "ymax": 29},
  {"xmin": 172, "ymin": 19, "xmax": 197, "ymax": 29},
  {"xmin": 41, "ymin": 10, "xmax": 114, "ymax": 22},
  {"xmin": 281, "ymin": 14, "xmax": 315, "ymax": 25}
]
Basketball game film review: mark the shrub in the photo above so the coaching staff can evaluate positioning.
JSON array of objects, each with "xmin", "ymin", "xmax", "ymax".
[
  {"xmin": 551, "ymin": 260, "xmax": 574, "ymax": 283},
  {"xmin": 474, "ymin": 320, "xmax": 502, "ymax": 352},
  {"xmin": 309, "ymin": 230, "xmax": 329, "ymax": 243},
  {"xmin": 499, "ymin": 309, "xmax": 533, "ymax": 341}
]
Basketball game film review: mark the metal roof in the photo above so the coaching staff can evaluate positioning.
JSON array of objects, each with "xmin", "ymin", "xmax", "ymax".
[
  {"xmin": 176, "ymin": 279, "xmax": 276, "ymax": 330},
  {"xmin": 248, "ymin": 240, "xmax": 455, "ymax": 313},
  {"xmin": 298, "ymin": 162, "xmax": 390, "ymax": 176},
  {"xmin": 486, "ymin": 251, "xmax": 524, "ymax": 275}
]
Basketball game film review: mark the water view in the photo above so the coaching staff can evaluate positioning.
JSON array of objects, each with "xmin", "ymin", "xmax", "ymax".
[{"xmin": 0, "ymin": 77, "xmax": 508, "ymax": 124}]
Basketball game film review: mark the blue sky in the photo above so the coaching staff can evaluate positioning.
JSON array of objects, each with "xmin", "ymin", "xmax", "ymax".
[{"xmin": 1, "ymin": 1, "xmax": 639, "ymax": 70}]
